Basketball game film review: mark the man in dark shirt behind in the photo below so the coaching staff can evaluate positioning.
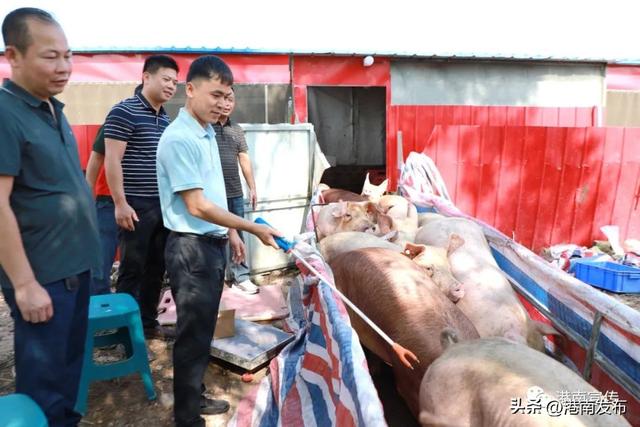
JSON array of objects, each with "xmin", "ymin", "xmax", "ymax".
[
  {"xmin": 0, "ymin": 8, "xmax": 101, "ymax": 426},
  {"xmin": 85, "ymin": 85, "xmax": 143, "ymax": 295},
  {"xmin": 214, "ymin": 89, "xmax": 260, "ymax": 294}
]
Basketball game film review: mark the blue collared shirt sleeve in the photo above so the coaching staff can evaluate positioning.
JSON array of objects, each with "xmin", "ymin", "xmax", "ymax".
[
  {"xmin": 158, "ymin": 134, "xmax": 203, "ymax": 193},
  {"xmin": 0, "ymin": 107, "xmax": 21, "ymax": 176}
]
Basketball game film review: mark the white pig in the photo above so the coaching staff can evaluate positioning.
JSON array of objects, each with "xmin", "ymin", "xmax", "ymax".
[
  {"xmin": 415, "ymin": 217, "xmax": 559, "ymax": 351},
  {"xmin": 319, "ymin": 231, "xmax": 402, "ymax": 264},
  {"xmin": 314, "ymin": 201, "xmax": 379, "ymax": 241},
  {"xmin": 419, "ymin": 332, "xmax": 630, "ymax": 427},
  {"xmin": 377, "ymin": 195, "xmax": 419, "ymax": 246},
  {"xmin": 404, "ymin": 237, "xmax": 465, "ymax": 302}
]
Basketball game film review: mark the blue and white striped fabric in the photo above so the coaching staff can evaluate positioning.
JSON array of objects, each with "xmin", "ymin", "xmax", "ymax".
[{"xmin": 229, "ymin": 243, "xmax": 387, "ymax": 427}]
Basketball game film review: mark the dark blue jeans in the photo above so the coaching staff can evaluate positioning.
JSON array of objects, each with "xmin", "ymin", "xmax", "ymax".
[
  {"xmin": 91, "ymin": 197, "xmax": 118, "ymax": 295},
  {"xmin": 225, "ymin": 196, "xmax": 251, "ymax": 283},
  {"xmin": 165, "ymin": 232, "xmax": 226, "ymax": 427},
  {"xmin": 116, "ymin": 196, "xmax": 168, "ymax": 328},
  {"xmin": 1, "ymin": 271, "xmax": 90, "ymax": 427}
]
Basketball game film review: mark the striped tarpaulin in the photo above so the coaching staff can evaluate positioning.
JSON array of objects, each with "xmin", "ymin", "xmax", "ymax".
[{"xmin": 229, "ymin": 242, "xmax": 387, "ymax": 427}]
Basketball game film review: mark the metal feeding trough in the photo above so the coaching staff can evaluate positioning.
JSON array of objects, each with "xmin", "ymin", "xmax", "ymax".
[{"xmin": 210, "ymin": 319, "xmax": 294, "ymax": 371}]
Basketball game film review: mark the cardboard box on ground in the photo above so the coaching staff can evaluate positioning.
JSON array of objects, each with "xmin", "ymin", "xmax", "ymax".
[{"xmin": 214, "ymin": 308, "xmax": 235, "ymax": 339}]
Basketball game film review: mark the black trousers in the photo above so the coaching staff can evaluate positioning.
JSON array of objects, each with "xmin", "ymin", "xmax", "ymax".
[
  {"xmin": 165, "ymin": 231, "xmax": 227, "ymax": 427},
  {"xmin": 116, "ymin": 196, "xmax": 168, "ymax": 328}
]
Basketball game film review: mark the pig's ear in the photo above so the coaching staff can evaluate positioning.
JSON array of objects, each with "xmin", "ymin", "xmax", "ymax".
[
  {"xmin": 379, "ymin": 178, "xmax": 389, "ymax": 193},
  {"xmin": 532, "ymin": 320, "xmax": 561, "ymax": 336},
  {"xmin": 331, "ymin": 202, "xmax": 347, "ymax": 218},
  {"xmin": 377, "ymin": 213, "xmax": 396, "ymax": 235},
  {"xmin": 447, "ymin": 234, "xmax": 465, "ymax": 257},
  {"xmin": 366, "ymin": 201, "xmax": 383, "ymax": 215},
  {"xmin": 404, "ymin": 242, "xmax": 426, "ymax": 259},
  {"xmin": 373, "ymin": 202, "xmax": 391, "ymax": 214}
]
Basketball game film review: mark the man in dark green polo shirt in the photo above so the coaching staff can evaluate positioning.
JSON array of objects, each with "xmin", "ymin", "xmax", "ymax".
[{"xmin": 0, "ymin": 8, "xmax": 100, "ymax": 427}]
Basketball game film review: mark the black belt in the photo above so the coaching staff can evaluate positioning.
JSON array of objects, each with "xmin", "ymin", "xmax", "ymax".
[
  {"xmin": 171, "ymin": 231, "xmax": 228, "ymax": 245},
  {"xmin": 96, "ymin": 195, "xmax": 113, "ymax": 202}
]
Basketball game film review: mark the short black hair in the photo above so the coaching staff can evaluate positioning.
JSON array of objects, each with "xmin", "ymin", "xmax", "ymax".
[
  {"xmin": 2, "ymin": 7, "xmax": 58, "ymax": 54},
  {"xmin": 143, "ymin": 54, "xmax": 179, "ymax": 75},
  {"xmin": 186, "ymin": 55, "xmax": 233, "ymax": 85}
]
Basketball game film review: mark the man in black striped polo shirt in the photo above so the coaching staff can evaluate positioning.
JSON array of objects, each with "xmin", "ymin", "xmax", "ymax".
[{"xmin": 104, "ymin": 55, "xmax": 178, "ymax": 338}]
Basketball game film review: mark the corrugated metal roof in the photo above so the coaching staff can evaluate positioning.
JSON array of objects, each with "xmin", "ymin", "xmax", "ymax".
[{"xmin": 69, "ymin": 45, "xmax": 640, "ymax": 65}]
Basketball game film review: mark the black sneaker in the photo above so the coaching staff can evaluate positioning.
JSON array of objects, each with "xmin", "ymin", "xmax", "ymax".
[{"xmin": 200, "ymin": 397, "xmax": 230, "ymax": 415}]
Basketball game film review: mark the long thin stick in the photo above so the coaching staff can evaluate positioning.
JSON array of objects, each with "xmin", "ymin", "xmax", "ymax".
[
  {"xmin": 253, "ymin": 217, "xmax": 418, "ymax": 369},
  {"xmin": 291, "ymin": 249, "xmax": 396, "ymax": 347},
  {"xmin": 290, "ymin": 249, "xmax": 419, "ymax": 369}
]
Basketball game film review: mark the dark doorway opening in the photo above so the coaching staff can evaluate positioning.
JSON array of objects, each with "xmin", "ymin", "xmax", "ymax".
[{"xmin": 308, "ymin": 86, "xmax": 386, "ymax": 194}]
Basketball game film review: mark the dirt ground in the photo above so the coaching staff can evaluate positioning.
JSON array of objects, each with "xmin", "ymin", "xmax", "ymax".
[
  {"xmin": 0, "ymin": 270, "xmax": 295, "ymax": 427},
  {"xmin": 0, "ymin": 270, "xmax": 638, "ymax": 426}
]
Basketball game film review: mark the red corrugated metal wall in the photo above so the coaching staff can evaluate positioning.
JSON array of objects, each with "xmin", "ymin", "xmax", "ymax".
[
  {"xmin": 0, "ymin": 54, "xmax": 292, "ymax": 84},
  {"xmin": 422, "ymin": 125, "xmax": 640, "ymax": 251},
  {"xmin": 386, "ymin": 105, "xmax": 598, "ymax": 188}
]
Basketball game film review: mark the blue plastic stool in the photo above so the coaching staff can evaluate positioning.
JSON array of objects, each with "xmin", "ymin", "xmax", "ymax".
[
  {"xmin": 0, "ymin": 393, "xmax": 48, "ymax": 427},
  {"xmin": 75, "ymin": 293, "xmax": 156, "ymax": 414}
]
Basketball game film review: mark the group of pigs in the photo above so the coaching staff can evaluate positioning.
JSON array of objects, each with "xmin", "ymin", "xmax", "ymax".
[{"xmin": 310, "ymin": 181, "xmax": 628, "ymax": 426}]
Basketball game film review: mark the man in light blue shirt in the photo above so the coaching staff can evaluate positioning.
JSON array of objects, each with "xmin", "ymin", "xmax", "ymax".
[
  {"xmin": 157, "ymin": 108, "xmax": 229, "ymax": 236},
  {"xmin": 156, "ymin": 55, "xmax": 280, "ymax": 427}
]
